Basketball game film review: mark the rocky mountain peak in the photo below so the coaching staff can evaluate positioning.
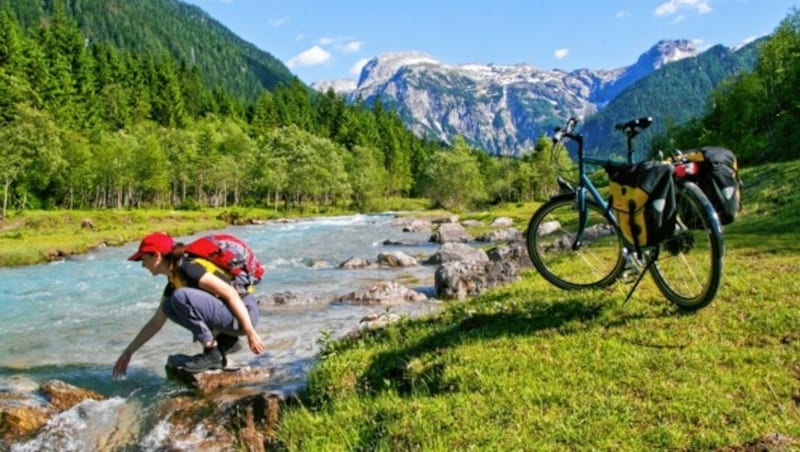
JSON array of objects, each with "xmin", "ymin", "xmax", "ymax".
[
  {"xmin": 636, "ymin": 38, "xmax": 699, "ymax": 71},
  {"xmin": 313, "ymin": 39, "xmax": 704, "ymax": 155},
  {"xmin": 357, "ymin": 52, "xmax": 439, "ymax": 89}
]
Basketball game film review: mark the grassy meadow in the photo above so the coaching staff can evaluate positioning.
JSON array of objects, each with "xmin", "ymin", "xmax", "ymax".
[{"xmin": 273, "ymin": 160, "xmax": 800, "ymax": 450}]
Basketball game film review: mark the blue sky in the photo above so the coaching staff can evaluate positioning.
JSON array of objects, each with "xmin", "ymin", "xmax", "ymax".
[{"xmin": 182, "ymin": 0, "xmax": 797, "ymax": 85}]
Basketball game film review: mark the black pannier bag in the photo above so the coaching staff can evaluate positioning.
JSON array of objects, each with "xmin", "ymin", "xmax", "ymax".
[
  {"xmin": 685, "ymin": 147, "xmax": 742, "ymax": 225},
  {"xmin": 605, "ymin": 161, "xmax": 677, "ymax": 253}
]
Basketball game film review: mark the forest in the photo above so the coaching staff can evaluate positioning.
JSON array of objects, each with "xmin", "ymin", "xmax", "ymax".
[
  {"xmin": 655, "ymin": 9, "xmax": 800, "ymax": 164},
  {"xmin": 0, "ymin": 2, "xmax": 566, "ymax": 220},
  {"xmin": 0, "ymin": 3, "xmax": 798, "ymax": 221}
]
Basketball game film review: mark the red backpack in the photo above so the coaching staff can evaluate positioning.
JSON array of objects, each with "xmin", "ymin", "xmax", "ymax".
[{"xmin": 184, "ymin": 234, "xmax": 265, "ymax": 287}]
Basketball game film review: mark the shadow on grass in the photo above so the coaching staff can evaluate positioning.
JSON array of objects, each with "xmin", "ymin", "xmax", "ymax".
[{"xmin": 353, "ymin": 295, "xmax": 632, "ymax": 398}]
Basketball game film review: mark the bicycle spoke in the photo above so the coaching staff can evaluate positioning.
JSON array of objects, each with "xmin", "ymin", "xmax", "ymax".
[
  {"xmin": 649, "ymin": 183, "xmax": 723, "ymax": 310},
  {"xmin": 527, "ymin": 194, "xmax": 625, "ymax": 290}
]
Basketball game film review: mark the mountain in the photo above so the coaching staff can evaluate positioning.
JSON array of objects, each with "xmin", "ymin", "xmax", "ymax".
[
  {"xmin": 580, "ymin": 38, "xmax": 764, "ymax": 157},
  {"xmin": 0, "ymin": 0, "xmax": 296, "ymax": 100},
  {"xmin": 314, "ymin": 39, "xmax": 756, "ymax": 156}
]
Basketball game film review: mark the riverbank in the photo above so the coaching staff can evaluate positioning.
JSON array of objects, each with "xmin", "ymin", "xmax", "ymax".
[
  {"xmin": 0, "ymin": 200, "xmax": 537, "ymax": 268},
  {"xmin": 0, "ymin": 200, "xmax": 419, "ymax": 267}
]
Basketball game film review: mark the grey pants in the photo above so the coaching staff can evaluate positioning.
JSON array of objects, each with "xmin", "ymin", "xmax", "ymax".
[{"xmin": 161, "ymin": 287, "xmax": 260, "ymax": 344}]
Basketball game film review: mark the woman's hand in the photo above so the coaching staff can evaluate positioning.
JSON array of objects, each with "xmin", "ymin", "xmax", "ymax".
[
  {"xmin": 247, "ymin": 331, "xmax": 265, "ymax": 354},
  {"xmin": 112, "ymin": 352, "xmax": 132, "ymax": 379}
]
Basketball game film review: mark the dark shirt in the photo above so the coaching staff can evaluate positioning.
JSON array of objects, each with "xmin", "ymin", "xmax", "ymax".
[{"xmin": 162, "ymin": 258, "xmax": 230, "ymax": 298}]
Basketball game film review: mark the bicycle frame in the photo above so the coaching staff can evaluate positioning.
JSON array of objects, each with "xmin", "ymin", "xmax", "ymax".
[
  {"xmin": 555, "ymin": 128, "xmax": 615, "ymax": 250},
  {"xmin": 554, "ymin": 118, "xmax": 659, "ymax": 298},
  {"xmin": 554, "ymin": 117, "xmax": 653, "ymax": 253},
  {"xmin": 529, "ymin": 116, "xmax": 724, "ymax": 309}
]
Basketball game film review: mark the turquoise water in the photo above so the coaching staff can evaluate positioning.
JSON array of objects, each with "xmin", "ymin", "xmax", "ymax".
[{"xmin": 1, "ymin": 214, "xmax": 443, "ymax": 450}]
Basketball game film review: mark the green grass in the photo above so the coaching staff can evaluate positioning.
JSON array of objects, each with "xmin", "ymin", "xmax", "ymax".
[{"xmin": 273, "ymin": 160, "xmax": 800, "ymax": 450}]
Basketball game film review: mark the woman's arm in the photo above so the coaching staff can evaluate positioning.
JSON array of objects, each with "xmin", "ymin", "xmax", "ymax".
[
  {"xmin": 198, "ymin": 272, "xmax": 265, "ymax": 354},
  {"xmin": 112, "ymin": 308, "xmax": 168, "ymax": 378}
]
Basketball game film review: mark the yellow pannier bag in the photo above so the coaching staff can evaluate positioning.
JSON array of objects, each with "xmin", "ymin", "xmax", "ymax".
[{"xmin": 605, "ymin": 161, "xmax": 677, "ymax": 252}]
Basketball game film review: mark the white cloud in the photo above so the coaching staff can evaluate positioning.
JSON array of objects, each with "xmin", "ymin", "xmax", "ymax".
[
  {"xmin": 267, "ymin": 17, "xmax": 288, "ymax": 28},
  {"xmin": 341, "ymin": 41, "xmax": 362, "ymax": 54},
  {"xmin": 554, "ymin": 48, "xmax": 569, "ymax": 59},
  {"xmin": 670, "ymin": 14, "xmax": 686, "ymax": 24},
  {"xmin": 287, "ymin": 46, "xmax": 331, "ymax": 68},
  {"xmin": 349, "ymin": 58, "xmax": 370, "ymax": 76},
  {"xmin": 654, "ymin": 0, "xmax": 712, "ymax": 17},
  {"xmin": 615, "ymin": 10, "xmax": 630, "ymax": 18},
  {"xmin": 319, "ymin": 37, "xmax": 335, "ymax": 46}
]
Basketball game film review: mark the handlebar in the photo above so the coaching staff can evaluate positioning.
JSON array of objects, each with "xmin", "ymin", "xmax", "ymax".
[
  {"xmin": 614, "ymin": 117, "xmax": 653, "ymax": 139},
  {"xmin": 552, "ymin": 117, "xmax": 579, "ymax": 144},
  {"xmin": 551, "ymin": 115, "xmax": 654, "ymax": 165}
]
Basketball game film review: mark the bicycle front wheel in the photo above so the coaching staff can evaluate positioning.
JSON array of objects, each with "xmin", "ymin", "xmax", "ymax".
[
  {"xmin": 526, "ymin": 193, "xmax": 625, "ymax": 290},
  {"xmin": 649, "ymin": 181, "xmax": 724, "ymax": 310}
]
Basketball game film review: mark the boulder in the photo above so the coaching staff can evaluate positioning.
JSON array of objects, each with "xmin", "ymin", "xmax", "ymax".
[
  {"xmin": 0, "ymin": 379, "xmax": 105, "ymax": 445},
  {"xmin": 487, "ymin": 240, "xmax": 533, "ymax": 268},
  {"xmin": 382, "ymin": 239, "xmax": 420, "ymax": 246},
  {"xmin": 258, "ymin": 291, "xmax": 325, "ymax": 305},
  {"xmin": 429, "ymin": 223, "xmax": 471, "ymax": 244},
  {"xmin": 0, "ymin": 405, "xmax": 50, "ymax": 444},
  {"xmin": 165, "ymin": 355, "xmax": 270, "ymax": 395},
  {"xmin": 40, "ymin": 380, "xmax": 104, "ymax": 412},
  {"xmin": 153, "ymin": 389, "xmax": 285, "ymax": 451},
  {"xmin": 425, "ymin": 242, "xmax": 489, "ymax": 265},
  {"xmin": 377, "ymin": 251, "xmax": 418, "ymax": 267},
  {"xmin": 476, "ymin": 227, "xmax": 522, "ymax": 243},
  {"xmin": 394, "ymin": 218, "xmax": 432, "ymax": 232},
  {"xmin": 337, "ymin": 281, "xmax": 427, "ymax": 305},
  {"xmin": 339, "ymin": 257, "xmax": 379, "ymax": 269},
  {"xmin": 434, "ymin": 260, "xmax": 521, "ymax": 300},
  {"xmin": 491, "ymin": 217, "xmax": 514, "ymax": 227}
]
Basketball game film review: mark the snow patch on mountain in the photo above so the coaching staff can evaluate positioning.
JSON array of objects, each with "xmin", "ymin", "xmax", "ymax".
[
  {"xmin": 311, "ymin": 79, "xmax": 357, "ymax": 94},
  {"xmin": 312, "ymin": 39, "xmax": 700, "ymax": 155}
]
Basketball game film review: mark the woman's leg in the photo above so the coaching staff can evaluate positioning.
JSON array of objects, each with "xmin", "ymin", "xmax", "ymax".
[
  {"xmin": 162, "ymin": 288, "xmax": 259, "ymax": 371},
  {"xmin": 162, "ymin": 287, "xmax": 234, "ymax": 345}
]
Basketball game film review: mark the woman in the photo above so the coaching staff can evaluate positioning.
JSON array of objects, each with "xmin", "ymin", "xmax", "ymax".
[{"xmin": 113, "ymin": 232, "xmax": 264, "ymax": 376}]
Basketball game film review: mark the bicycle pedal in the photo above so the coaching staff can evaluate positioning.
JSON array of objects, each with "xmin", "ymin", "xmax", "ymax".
[{"xmin": 620, "ymin": 269, "xmax": 639, "ymax": 284}]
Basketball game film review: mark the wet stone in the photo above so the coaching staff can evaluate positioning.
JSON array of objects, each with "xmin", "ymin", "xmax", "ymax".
[
  {"xmin": 0, "ymin": 379, "xmax": 105, "ymax": 445},
  {"xmin": 166, "ymin": 354, "xmax": 270, "ymax": 394}
]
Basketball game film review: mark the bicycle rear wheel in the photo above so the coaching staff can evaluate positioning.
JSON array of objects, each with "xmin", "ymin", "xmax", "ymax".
[
  {"xmin": 649, "ymin": 181, "xmax": 724, "ymax": 310},
  {"xmin": 526, "ymin": 193, "xmax": 625, "ymax": 290}
]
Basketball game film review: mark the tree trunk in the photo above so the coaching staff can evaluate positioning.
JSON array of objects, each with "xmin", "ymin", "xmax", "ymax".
[{"xmin": 2, "ymin": 177, "xmax": 10, "ymax": 222}]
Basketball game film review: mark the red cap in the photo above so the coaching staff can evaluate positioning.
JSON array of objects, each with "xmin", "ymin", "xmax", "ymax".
[{"xmin": 128, "ymin": 232, "xmax": 175, "ymax": 261}]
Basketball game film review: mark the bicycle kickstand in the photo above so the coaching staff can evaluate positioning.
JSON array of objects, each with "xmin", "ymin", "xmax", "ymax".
[{"xmin": 621, "ymin": 253, "xmax": 657, "ymax": 308}]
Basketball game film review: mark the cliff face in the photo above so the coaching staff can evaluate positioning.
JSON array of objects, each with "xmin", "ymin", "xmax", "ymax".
[{"xmin": 313, "ymin": 40, "xmax": 700, "ymax": 156}]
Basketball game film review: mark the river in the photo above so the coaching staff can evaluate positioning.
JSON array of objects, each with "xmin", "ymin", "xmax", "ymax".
[{"xmin": 0, "ymin": 213, "xmax": 445, "ymax": 450}]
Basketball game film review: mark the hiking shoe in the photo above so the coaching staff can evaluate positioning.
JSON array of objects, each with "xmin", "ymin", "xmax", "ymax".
[
  {"xmin": 216, "ymin": 334, "xmax": 242, "ymax": 355},
  {"xmin": 182, "ymin": 347, "xmax": 225, "ymax": 373}
]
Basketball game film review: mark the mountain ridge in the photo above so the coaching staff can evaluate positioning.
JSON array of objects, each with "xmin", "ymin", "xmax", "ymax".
[{"xmin": 312, "ymin": 39, "xmax": 756, "ymax": 155}]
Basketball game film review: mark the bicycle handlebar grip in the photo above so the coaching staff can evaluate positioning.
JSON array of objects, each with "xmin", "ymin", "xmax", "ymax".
[
  {"xmin": 616, "ymin": 117, "xmax": 653, "ymax": 131},
  {"xmin": 565, "ymin": 117, "xmax": 578, "ymax": 134},
  {"xmin": 552, "ymin": 127, "xmax": 563, "ymax": 143}
]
